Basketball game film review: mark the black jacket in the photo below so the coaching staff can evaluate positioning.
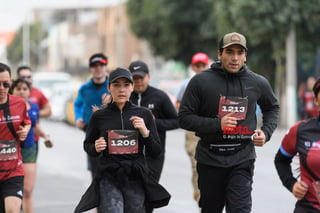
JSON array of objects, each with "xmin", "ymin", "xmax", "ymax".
[
  {"xmin": 179, "ymin": 62, "xmax": 280, "ymax": 167},
  {"xmin": 130, "ymin": 85, "xmax": 179, "ymax": 151},
  {"xmin": 84, "ymin": 101, "xmax": 161, "ymax": 160},
  {"xmin": 75, "ymin": 101, "xmax": 170, "ymax": 212}
]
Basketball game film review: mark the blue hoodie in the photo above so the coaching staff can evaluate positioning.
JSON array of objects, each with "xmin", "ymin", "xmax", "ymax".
[{"xmin": 74, "ymin": 78, "xmax": 109, "ymax": 125}]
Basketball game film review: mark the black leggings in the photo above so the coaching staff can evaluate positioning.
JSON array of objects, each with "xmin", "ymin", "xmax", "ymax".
[
  {"xmin": 197, "ymin": 160, "xmax": 255, "ymax": 213},
  {"xmin": 98, "ymin": 176, "xmax": 145, "ymax": 213}
]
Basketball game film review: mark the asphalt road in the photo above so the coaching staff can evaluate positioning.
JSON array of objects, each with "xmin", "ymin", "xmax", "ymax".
[{"xmin": 34, "ymin": 119, "xmax": 296, "ymax": 213}]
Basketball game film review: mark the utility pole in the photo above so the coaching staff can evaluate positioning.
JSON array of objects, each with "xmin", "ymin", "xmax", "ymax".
[
  {"xmin": 285, "ymin": 24, "xmax": 297, "ymax": 128},
  {"xmin": 23, "ymin": 11, "xmax": 30, "ymax": 65}
]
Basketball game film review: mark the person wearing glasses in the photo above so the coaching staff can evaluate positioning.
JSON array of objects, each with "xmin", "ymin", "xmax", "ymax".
[
  {"xmin": 16, "ymin": 66, "xmax": 52, "ymax": 118},
  {"xmin": 0, "ymin": 63, "xmax": 31, "ymax": 213},
  {"xmin": 176, "ymin": 52, "xmax": 209, "ymax": 202}
]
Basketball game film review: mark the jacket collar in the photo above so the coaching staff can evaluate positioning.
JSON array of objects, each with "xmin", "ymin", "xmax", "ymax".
[{"xmin": 210, "ymin": 61, "xmax": 248, "ymax": 77}]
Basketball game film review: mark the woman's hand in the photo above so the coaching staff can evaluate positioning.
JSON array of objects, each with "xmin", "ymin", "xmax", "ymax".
[
  {"xmin": 95, "ymin": 137, "xmax": 107, "ymax": 152},
  {"xmin": 44, "ymin": 135, "xmax": 53, "ymax": 148},
  {"xmin": 130, "ymin": 116, "xmax": 150, "ymax": 138},
  {"xmin": 292, "ymin": 181, "xmax": 308, "ymax": 200}
]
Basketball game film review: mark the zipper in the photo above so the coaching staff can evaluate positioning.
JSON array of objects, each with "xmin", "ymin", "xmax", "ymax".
[
  {"xmin": 137, "ymin": 93, "xmax": 142, "ymax": 107},
  {"xmin": 120, "ymin": 110, "xmax": 124, "ymax": 130}
]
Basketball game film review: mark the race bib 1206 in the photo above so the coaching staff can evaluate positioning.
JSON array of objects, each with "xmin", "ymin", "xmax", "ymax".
[{"xmin": 107, "ymin": 130, "xmax": 138, "ymax": 155}]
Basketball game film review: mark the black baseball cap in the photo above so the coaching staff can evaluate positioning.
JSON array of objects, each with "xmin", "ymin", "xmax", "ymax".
[
  {"xmin": 89, "ymin": 53, "xmax": 108, "ymax": 67},
  {"xmin": 109, "ymin": 68, "xmax": 133, "ymax": 84},
  {"xmin": 128, "ymin": 60, "xmax": 149, "ymax": 77}
]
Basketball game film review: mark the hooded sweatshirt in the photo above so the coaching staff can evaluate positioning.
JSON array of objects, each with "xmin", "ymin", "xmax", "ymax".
[{"xmin": 178, "ymin": 61, "xmax": 280, "ymax": 167}]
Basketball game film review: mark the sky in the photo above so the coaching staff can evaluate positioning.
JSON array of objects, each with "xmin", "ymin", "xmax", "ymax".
[{"xmin": 0, "ymin": 0, "xmax": 125, "ymax": 31}]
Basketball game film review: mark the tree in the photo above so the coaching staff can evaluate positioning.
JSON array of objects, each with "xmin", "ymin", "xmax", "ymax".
[
  {"xmin": 127, "ymin": 0, "xmax": 218, "ymax": 65},
  {"xmin": 127, "ymin": 0, "xmax": 320, "ymax": 126},
  {"xmin": 7, "ymin": 22, "xmax": 46, "ymax": 69},
  {"xmin": 213, "ymin": 0, "xmax": 320, "ymax": 126},
  {"xmin": 127, "ymin": 0, "xmax": 320, "ymax": 79},
  {"xmin": 214, "ymin": 0, "xmax": 320, "ymax": 71}
]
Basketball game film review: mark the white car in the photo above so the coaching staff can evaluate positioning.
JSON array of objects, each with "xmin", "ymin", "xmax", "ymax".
[{"xmin": 32, "ymin": 71, "xmax": 77, "ymax": 121}]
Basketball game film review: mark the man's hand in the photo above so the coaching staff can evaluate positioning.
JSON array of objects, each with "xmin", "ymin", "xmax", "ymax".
[
  {"xmin": 91, "ymin": 105, "xmax": 101, "ymax": 112},
  {"xmin": 76, "ymin": 119, "xmax": 85, "ymax": 130},
  {"xmin": 16, "ymin": 125, "xmax": 29, "ymax": 141},
  {"xmin": 221, "ymin": 112, "xmax": 238, "ymax": 130},
  {"xmin": 252, "ymin": 129, "xmax": 266, "ymax": 146}
]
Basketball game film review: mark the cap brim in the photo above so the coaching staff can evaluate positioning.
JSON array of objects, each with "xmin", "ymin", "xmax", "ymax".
[
  {"xmin": 223, "ymin": 42, "xmax": 247, "ymax": 50},
  {"xmin": 131, "ymin": 71, "xmax": 147, "ymax": 77},
  {"xmin": 192, "ymin": 60, "xmax": 208, "ymax": 65},
  {"xmin": 110, "ymin": 75, "xmax": 133, "ymax": 83},
  {"xmin": 90, "ymin": 61, "xmax": 107, "ymax": 67}
]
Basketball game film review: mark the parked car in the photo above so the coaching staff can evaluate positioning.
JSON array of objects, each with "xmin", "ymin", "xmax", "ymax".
[
  {"xmin": 49, "ymin": 83, "xmax": 75, "ymax": 121},
  {"xmin": 32, "ymin": 71, "xmax": 78, "ymax": 121},
  {"xmin": 65, "ymin": 91, "xmax": 77, "ymax": 125},
  {"xmin": 150, "ymin": 79, "xmax": 182, "ymax": 105}
]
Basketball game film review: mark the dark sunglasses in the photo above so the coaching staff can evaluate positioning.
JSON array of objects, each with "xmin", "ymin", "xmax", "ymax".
[
  {"xmin": 20, "ymin": 75, "xmax": 32, "ymax": 79},
  {"xmin": 0, "ymin": 82, "xmax": 10, "ymax": 88}
]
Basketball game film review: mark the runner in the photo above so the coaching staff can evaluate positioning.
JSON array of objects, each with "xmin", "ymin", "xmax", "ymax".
[
  {"xmin": 176, "ymin": 52, "xmax": 209, "ymax": 202},
  {"xmin": 74, "ymin": 53, "xmax": 110, "ymax": 178},
  {"xmin": 17, "ymin": 66, "xmax": 52, "ymax": 118},
  {"xmin": 75, "ymin": 68, "xmax": 170, "ymax": 213},
  {"xmin": 178, "ymin": 32, "xmax": 280, "ymax": 212},
  {"xmin": 128, "ymin": 60, "xmax": 178, "ymax": 213},
  {"xmin": 0, "ymin": 63, "xmax": 31, "ymax": 213},
  {"xmin": 275, "ymin": 77, "xmax": 320, "ymax": 213},
  {"xmin": 10, "ymin": 78, "xmax": 52, "ymax": 213}
]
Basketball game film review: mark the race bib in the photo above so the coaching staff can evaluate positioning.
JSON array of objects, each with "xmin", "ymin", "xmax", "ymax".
[
  {"xmin": 312, "ymin": 181, "xmax": 320, "ymax": 204},
  {"xmin": 0, "ymin": 140, "xmax": 18, "ymax": 161},
  {"xmin": 108, "ymin": 130, "xmax": 138, "ymax": 155},
  {"xmin": 218, "ymin": 96, "xmax": 248, "ymax": 120}
]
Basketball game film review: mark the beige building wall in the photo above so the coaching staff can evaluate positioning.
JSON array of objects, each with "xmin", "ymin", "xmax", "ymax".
[
  {"xmin": 32, "ymin": 3, "xmax": 152, "ymax": 74},
  {"xmin": 98, "ymin": 3, "xmax": 152, "ymax": 71}
]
